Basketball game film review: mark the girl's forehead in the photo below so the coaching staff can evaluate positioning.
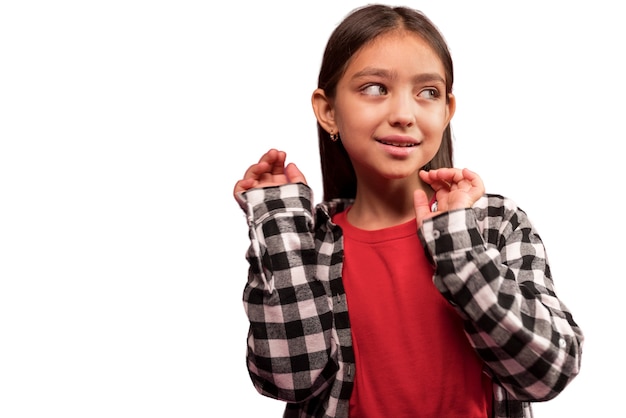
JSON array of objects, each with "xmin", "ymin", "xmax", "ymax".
[
  {"xmin": 346, "ymin": 31, "xmax": 444, "ymax": 73},
  {"xmin": 363, "ymin": 30, "xmax": 434, "ymax": 55}
]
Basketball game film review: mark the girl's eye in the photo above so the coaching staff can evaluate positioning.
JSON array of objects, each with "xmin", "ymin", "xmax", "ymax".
[
  {"xmin": 362, "ymin": 84, "xmax": 387, "ymax": 96},
  {"xmin": 419, "ymin": 88, "xmax": 440, "ymax": 99}
]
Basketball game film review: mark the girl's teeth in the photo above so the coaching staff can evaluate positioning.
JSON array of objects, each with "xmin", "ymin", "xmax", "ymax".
[{"xmin": 382, "ymin": 141, "xmax": 415, "ymax": 147}]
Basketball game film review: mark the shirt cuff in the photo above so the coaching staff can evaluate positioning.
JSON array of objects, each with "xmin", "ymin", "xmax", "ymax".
[{"xmin": 420, "ymin": 208, "xmax": 485, "ymax": 258}]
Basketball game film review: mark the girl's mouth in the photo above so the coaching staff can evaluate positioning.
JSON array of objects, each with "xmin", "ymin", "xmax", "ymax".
[{"xmin": 377, "ymin": 140, "xmax": 419, "ymax": 147}]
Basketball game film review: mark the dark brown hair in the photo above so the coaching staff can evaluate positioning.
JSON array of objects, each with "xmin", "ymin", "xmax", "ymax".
[{"xmin": 317, "ymin": 4, "xmax": 454, "ymax": 201}]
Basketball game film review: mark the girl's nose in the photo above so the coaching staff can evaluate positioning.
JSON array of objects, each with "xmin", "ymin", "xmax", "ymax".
[{"xmin": 388, "ymin": 94, "xmax": 416, "ymax": 127}]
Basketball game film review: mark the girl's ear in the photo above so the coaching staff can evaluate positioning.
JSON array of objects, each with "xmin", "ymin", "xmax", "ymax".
[
  {"xmin": 446, "ymin": 93, "xmax": 456, "ymax": 124},
  {"xmin": 311, "ymin": 88, "xmax": 337, "ymax": 134}
]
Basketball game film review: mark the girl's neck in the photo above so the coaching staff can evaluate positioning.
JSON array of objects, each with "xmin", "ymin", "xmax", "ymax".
[{"xmin": 347, "ymin": 178, "xmax": 433, "ymax": 230}]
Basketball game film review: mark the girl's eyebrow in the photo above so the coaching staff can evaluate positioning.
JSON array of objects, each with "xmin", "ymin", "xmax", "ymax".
[
  {"xmin": 351, "ymin": 67, "xmax": 445, "ymax": 84},
  {"xmin": 412, "ymin": 73, "xmax": 445, "ymax": 85},
  {"xmin": 352, "ymin": 67, "xmax": 393, "ymax": 79}
]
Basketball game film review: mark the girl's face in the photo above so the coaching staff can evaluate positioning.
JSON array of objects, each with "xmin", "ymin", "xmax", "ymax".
[{"xmin": 317, "ymin": 31, "xmax": 455, "ymax": 186}]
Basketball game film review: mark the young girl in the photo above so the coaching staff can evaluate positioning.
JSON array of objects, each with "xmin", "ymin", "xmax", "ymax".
[{"xmin": 233, "ymin": 4, "xmax": 583, "ymax": 418}]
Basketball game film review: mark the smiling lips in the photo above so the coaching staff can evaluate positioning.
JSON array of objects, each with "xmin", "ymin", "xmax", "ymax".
[
  {"xmin": 378, "ymin": 140, "xmax": 419, "ymax": 147},
  {"xmin": 376, "ymin": 135, "xmax": 421, "ymax": 147}
]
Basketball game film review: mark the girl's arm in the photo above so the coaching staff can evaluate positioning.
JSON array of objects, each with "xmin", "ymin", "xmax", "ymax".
[
  {"xmin": 419, "ymin": 195, "xmax": 584, "ymax": 401},
  {"xmin": 235, "ymin": 182, "xmax": 338, "ymax": 403}
]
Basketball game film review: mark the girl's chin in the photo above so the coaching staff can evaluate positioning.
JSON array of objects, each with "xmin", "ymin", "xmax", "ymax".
[{"xmin": 379, "ymin": 169, "xmax": 422, "ymax": 181}]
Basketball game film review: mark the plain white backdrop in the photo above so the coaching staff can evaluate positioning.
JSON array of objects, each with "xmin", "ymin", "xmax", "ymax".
[{"xmin": 1, "ymin": 1, "xmax": 623, "ymax": 416}]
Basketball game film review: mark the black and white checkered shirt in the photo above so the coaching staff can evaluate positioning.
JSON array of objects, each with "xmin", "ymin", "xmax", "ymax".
[{"xmin": 237, "ymin": 183, "xmax": 583, "ymax": 418}]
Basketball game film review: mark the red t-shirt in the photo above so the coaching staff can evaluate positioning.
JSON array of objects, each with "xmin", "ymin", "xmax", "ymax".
[{"xmin": 333, "ymin": 210, "xmax": 492, "ymax": 418}]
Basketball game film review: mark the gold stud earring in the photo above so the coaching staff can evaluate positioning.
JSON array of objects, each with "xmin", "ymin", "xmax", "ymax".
[{"xmin": 330, "ymin": 131, "xmax": 339, "ymax": 142}]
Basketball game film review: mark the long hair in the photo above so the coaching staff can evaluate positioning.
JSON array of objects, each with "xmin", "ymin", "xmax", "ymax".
[{"xmin": 316, "ymin": 5, "xmax": 454, "ymax": 201}]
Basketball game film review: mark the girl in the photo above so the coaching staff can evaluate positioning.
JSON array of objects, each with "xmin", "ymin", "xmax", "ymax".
[{"xmin": 233, "ymin": 4, "xmax": 583, "ymax": 418}]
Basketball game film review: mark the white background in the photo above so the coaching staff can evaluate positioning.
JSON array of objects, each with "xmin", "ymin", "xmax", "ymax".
[{"xmin": 1, "ymin": 1, "xmax": 623, "ymax": 416}]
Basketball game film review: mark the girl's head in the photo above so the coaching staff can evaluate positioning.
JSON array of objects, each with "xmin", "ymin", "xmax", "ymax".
[{"xmin": 312, "ymin": 4, "xmax": 455, "ymax": 201}]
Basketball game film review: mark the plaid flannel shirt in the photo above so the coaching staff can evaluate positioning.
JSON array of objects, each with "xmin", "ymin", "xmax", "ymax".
[{"xmin": 237, "ymin": 183, "xmax": 583, "ymax": 418}]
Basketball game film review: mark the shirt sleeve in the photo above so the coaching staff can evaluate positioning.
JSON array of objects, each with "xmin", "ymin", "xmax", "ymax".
[
  {"xmin": 236, "ymin": 183, "xmax": 338, "ymax": 403},
  {"xmin": 418, "ymin": 194, "xmax": 584, "ymax": 402}
]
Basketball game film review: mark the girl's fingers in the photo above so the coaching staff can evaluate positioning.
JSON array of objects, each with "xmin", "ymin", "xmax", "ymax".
[
  {"xmin": 420, "ymin": 169, "xmax": 453, "ymax": 191},
  {"xmin": 462, "ymin": 168, "xmax": 485, "ymax": 199},
  {"xmin": 421, "ymin": 168, "xmax": 480, "ymax": 189},
  {"xmin": 413, "ymin": 189, "xmax": 433, "ymax": 228},
  {"xmin": 462, "ymin": 168, "xmax": 482, "ymax": 186},
  {"xmin": 285, "ymin": 163, "xmax": 308, "ymax": 185},
  {"xmin": 419, "ymin": 168, "xmax": 485, "ymax": 211},
  {"xmin": 242, "ymin": 149, "xmax": 287, "ymax": 180},
  {"xmin": 270, "ymin": 150, "xmax": 287, "ymax": 175},
  {"xmin": 255, "ymin": 149, "xmax": 286, "ymax": 176},
  {"xmin": 233, "ymin": 178, "xmax": 256, "ymax": 197},
  {"xmin": 243, "ymin": 161, "xmax": 271, "ymax": 181},
  {"xmin": 233, "ymin": 149, "xmax": 308, "ymax": 200}
]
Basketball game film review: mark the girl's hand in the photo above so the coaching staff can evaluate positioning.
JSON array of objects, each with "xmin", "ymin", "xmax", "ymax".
[
  {"xmin": 413, "ymin": 168, "xmax": 485, "ymax": 228},
  {"xmin": 233, "ymin": 149, "xmax": 307, "ymax": 199}
]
